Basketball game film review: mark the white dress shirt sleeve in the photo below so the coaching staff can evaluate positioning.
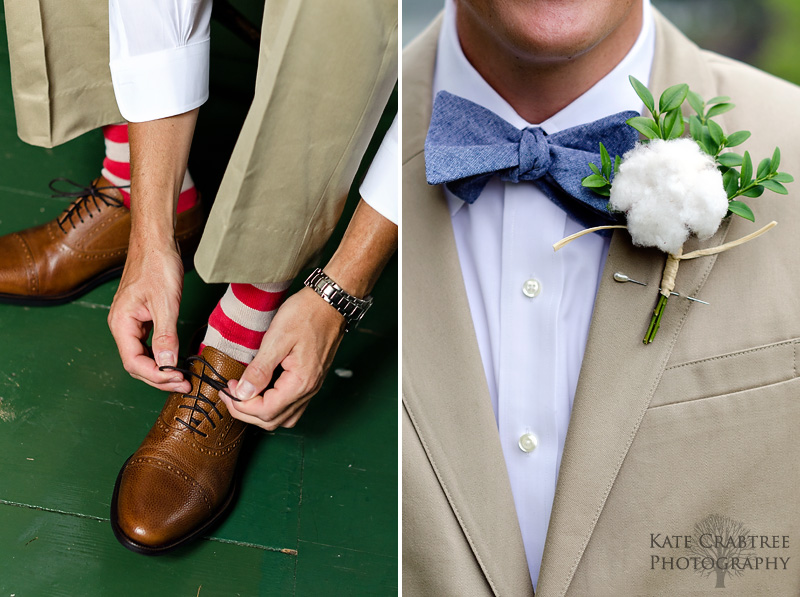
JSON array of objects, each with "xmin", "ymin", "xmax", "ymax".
[
  {"xmin": 359, "ymin": 115, "xmax": 398, "ymax": 225},
  {"xmin": 108, "ymin": 0, "xmax": 212, "ymax": 122}
]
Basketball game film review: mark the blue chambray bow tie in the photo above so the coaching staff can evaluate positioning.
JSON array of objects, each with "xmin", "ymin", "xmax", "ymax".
[{"xmin": 425, "ymin": 90, "xmax": 640, "ymax": 228}]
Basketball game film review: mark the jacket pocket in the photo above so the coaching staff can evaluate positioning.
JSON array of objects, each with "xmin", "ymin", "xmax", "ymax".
[{"xmin": 650, "ymin": 338, "xmax": 800, "ymax": 408}]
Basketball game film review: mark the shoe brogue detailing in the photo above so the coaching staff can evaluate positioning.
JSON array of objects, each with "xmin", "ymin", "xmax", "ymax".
[
  {"xmin": 159, "ymin": 350, "xmax": 246, "ymax": 441},
  {"xmin": 11, "ymin": 233, "xmax": 38, "ymax": 294},
  {"xmin": 155, "ymin": 417, "xmax": 244, "ymax": 456},
  {"xmin": 65, "ymin": 211, "xmax": 128, "ymax": 254},
  {"xmin": 128, "ymin": 456, "xmax": 214, "ymax": 511},
  {"xmin": 51, "ymin": 177, "xmax": 127, "ymax": 235},
  {"xmin": 46, "ymin": 178, "xmax": 131, "ymax": 258},
  {"xmin": 46, "ymin": 216, "xmax": 130, "ymax": 260},
  {"xmin": 216, "ymin": 419, "xmax": 237, "ymax": 448}
]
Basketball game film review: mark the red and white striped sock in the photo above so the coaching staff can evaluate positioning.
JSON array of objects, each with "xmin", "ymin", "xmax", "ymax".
[
  {"xmin": 100, "ymin": 124, "xmax": 199, "ymax": 213},
  {"xmin": 200, "ymin": 281, "xmax": 292, "ymax": 364}
]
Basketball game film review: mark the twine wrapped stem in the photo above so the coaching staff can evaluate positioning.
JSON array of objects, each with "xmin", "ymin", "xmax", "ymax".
[
  {"xmin": 644, "ymin": 248, "xmax": 683, "ymax": 344},
  {"xmin": 553, "ymin": 220, "xmax": 778, "ymax": 344},
  {"xmin": 659, "ymin": 249, "xmax": 682, "ymax": 297}
]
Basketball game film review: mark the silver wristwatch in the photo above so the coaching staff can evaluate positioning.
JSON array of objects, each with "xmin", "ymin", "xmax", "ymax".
[{"xmin": 304, "ymin": 268, "xmax": 373, "ymax": 332}]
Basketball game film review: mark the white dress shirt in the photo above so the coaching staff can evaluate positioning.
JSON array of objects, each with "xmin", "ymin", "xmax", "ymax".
[
  {"xmin": 432, "ymin": 0, "xmax": 655, "ymax": 587},
  {"xmin": 360, "ymin": 116, "xmax": 399, "ymax": 225},
  {"xmin": 108, "ymin": 0, "xmax": 212, "ymax": 123},
  {"xmin": 107, "ymin": 0, "xmax": 397, "ymax": 225}
]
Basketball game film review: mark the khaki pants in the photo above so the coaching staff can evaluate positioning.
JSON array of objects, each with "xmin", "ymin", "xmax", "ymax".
[{"xmin": 3, "ymin": 0, "xmax": 397, "ymax": 283}]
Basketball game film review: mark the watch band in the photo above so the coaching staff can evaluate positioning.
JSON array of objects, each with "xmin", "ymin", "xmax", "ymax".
[{"xmin": 303, "ymin": 268, "xmax": 373, "ymax": 332}]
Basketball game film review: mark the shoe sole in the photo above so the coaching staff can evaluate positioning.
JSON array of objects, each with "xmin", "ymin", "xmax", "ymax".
[{"xmin": 109, "ymin": 455, "xmax": 238, "ymax": 556}]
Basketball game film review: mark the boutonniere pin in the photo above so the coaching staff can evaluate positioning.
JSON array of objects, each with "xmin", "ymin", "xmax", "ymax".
[{"xmin": 554, "ymin": 76, "xmax": 793, "ymax": 344}]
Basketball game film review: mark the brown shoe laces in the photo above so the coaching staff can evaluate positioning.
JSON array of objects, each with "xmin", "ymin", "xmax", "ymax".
[
  {"xmin": 49, "ymin": 178, "xmax": 129, "ymax": 234},
  {"xmin": 159, "ymin": 355, "xmax": 240, "ymax": 438}
]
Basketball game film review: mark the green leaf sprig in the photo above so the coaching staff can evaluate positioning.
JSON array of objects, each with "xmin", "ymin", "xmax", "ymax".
[
  {"xmin": 581, "ymin": 142, "xmax": 620, "ymax": 197},
  {"xmin": 584, "ymin": 75, "xmax": 795, "ymax": 223},
  {"xmin": 626, "ymin": 77, "xmax": 689, "ymax": 141},
  {"xmin": 683, "ymin": 87, "xmax": 793, "ymax": 221}
]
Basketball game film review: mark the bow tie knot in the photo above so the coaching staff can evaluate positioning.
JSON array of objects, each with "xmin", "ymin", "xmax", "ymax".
[
  {"xmin": 424, "ymin": 91, "xmax": 640, "ymax": 228},
  {"xmin": 514, "ymin": 127, "xmax": 551, "ymax": 183}
]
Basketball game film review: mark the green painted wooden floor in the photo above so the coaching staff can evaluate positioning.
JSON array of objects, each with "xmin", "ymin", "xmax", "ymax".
[{"xmin": 0, "ymin": 4, "xmax": 398, "ymax": 595}]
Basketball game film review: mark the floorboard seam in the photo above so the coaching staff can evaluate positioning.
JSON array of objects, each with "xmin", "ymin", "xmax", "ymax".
[
  {"xmin": 0, "ymin": 500, "xmax": 299, "ymax": 555},
  {"xmin": 292, "ymin": 435, "xmax": 306, "ymax": 596},
  {"xmin": 295, "ymin": 539, "xmax": 395, "ymax": 558},
  {"xmin": 204, "ymin": 536, "xmax": 298, "ymax": 555},
  {"xmin": 74, "ymin": 300, "xmax": 112, "ymax": 311},
  {"xmin": 0, "ymin": 499, "xmax": 107, "ymax": 522}
]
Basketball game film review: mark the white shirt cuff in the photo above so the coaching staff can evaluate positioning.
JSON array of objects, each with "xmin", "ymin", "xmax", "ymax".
[
  {"xmin": 360, "ymin": 115, "xmax": 398, "ymax": 225},
  {"xmin": 110, "ymin": 40, "xmax": 210, "ymax": 122}
]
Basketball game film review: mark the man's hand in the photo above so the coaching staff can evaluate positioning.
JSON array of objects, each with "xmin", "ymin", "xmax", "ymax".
[
  {"xmin": 108, "ymin": 109, "xmax": 198, "ymax": 392},
  {"xmin": 220, "ymin": 287, "xmax": 345, "ymax": 430},
  {"xmin": 219, "ymin": 199, "xmax": 397, "ymax": 430},
  {"xmin": 108, "ymin": 238, "xmax": 191, "ymax": 393}
]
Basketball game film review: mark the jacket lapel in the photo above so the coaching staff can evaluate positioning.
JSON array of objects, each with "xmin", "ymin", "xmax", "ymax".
[
  {"xmin": 537, "ymin": 11, "xmax": 734, "ymax": 595},
  {"xmin": 402, "ymin": 15, "xmax": 535, "ymax": 597}
]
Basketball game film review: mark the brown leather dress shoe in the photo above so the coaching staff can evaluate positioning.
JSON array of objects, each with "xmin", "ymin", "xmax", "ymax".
[
  {"xmin": 0, "ymin": 177, "xmax": 204, "ymax": 305},
  {"xmin": 110, "ymin": 346, "xmax": 248, "ymax": 555}
]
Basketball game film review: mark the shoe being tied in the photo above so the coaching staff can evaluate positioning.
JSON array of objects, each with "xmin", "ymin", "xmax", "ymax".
[
  {"xmin": 110, "ymin": 346, "xmax": 248, "ymax": 555},
  {"xmin": 0, "ymin": 177, "xmax": 204, "ymax": 305}
]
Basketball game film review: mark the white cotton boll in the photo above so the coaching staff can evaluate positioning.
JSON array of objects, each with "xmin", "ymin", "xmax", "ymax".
[{"xmin": 609, "ymin": 138, "xmax": 730, "ymax": 255}]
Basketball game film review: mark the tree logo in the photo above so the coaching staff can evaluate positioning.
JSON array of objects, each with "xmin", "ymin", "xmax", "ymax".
[{"xmin": 688, "ymin": 514, "xmax": 756, "ymax": 589}]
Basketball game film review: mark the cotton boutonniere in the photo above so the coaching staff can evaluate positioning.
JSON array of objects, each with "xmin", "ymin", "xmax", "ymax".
[{"xmin": 555, "ymin": 76, "xmax": 793, "ymax": 343}]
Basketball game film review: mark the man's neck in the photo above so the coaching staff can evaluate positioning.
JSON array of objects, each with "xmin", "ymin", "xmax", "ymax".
[{"xmin": 455, "ymin": 2, "xmax": 644, "ymax": 124}]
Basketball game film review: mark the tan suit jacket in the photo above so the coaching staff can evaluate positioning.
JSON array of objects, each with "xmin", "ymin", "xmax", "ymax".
[{"xmin": 403, "ymin": 11, "xmax": 800, "ymax": 596}]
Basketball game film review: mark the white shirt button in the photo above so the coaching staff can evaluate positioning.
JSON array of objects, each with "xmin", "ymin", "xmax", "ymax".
[
  {"xmin": 518, "ymin": 433, "xmax": 538, "ymax": 453},
  {"xmin": 522, "ymin": 278, "xmax": 542, "ymax": 298}
]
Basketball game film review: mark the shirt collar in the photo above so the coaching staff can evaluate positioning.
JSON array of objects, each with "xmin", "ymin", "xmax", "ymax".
[{"xmin": 434, "ymin": 0, "xmax": 656, "ymax": 216}]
